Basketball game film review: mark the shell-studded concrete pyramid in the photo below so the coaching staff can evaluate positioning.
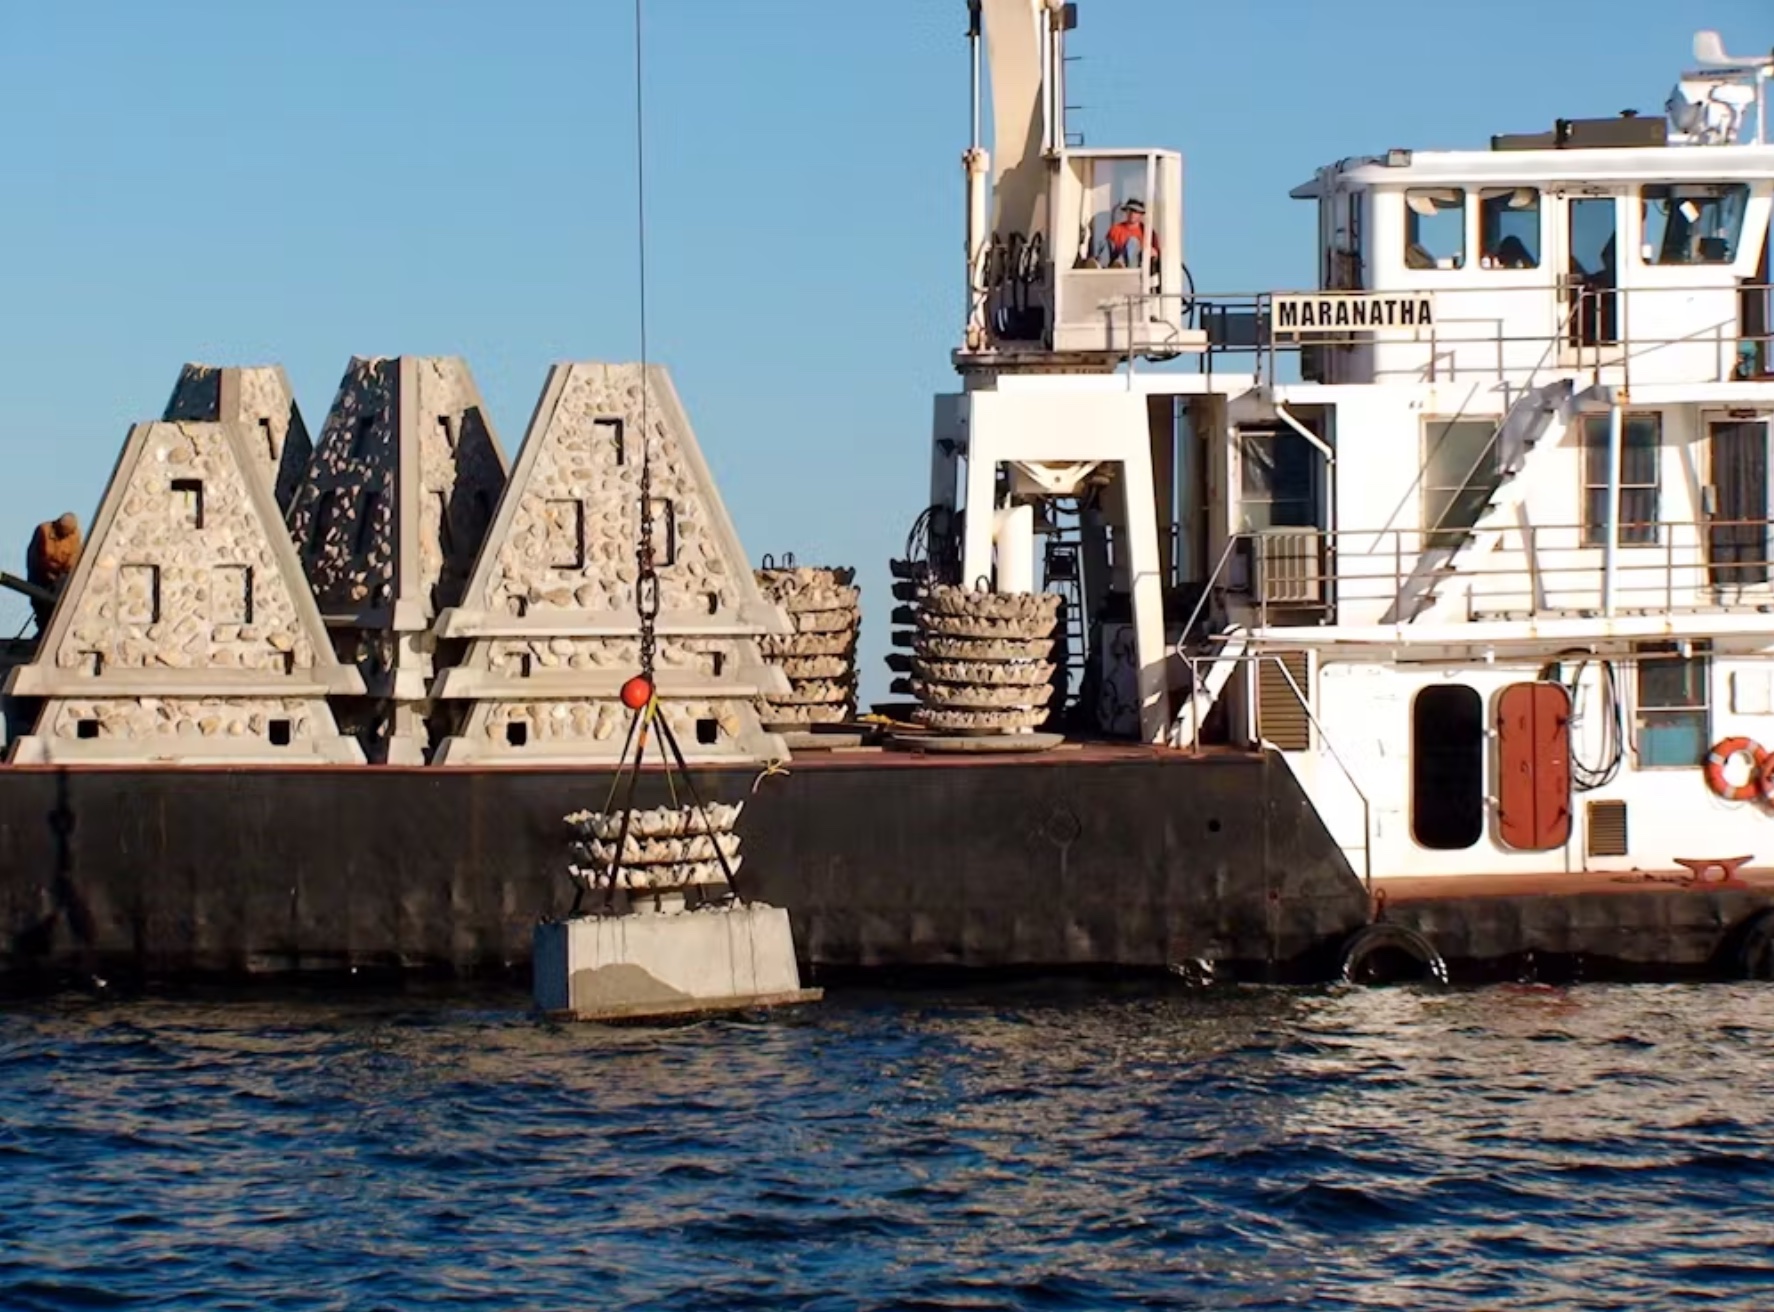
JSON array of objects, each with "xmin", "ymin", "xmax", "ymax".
[
  {"xmin": 5, "ymin": 420, "xmax": 366, "ymax": 763},
  {"xmin": 430, "ymin": 362, "xmax": 793, "ymax": 764},
  {"xmin": 284, "ymin": 356, "xmax": 509, "ymax": 762},
  {"xmin": 163, "ymin": 364, "xmax": 313, "ymax": 513}
]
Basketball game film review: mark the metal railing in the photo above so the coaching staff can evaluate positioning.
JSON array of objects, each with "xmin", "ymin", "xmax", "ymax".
[
  {"xmin": 1176, "ymin": 648, "xmax": 1372, "ymax": 888},
  {"xmin": 1209, "ymin": 518, "xmax": 1774, "ymax": 628},
  {"xmin": 1081, "ymin": 281, "xmax": 1774, "ymax": 390}
]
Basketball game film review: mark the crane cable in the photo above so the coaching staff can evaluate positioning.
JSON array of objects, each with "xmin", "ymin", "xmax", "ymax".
[
  {"xmin": 577, "ymin": 0, "xmax": 743, "ymax": 913},
  {"xmin": 633, "ymin": 0, "xmax": 658, "ymax": 682}
]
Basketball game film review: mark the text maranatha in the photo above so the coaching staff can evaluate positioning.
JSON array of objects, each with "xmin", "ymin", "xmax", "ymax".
[{"xmin": 1275, "ymin": 296, "xmax": 1435, "ymax": 330}]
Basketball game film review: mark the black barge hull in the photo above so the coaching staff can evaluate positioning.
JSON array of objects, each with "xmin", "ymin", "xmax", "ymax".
[{"xmin": 2, "ymin": 745, "xmax": 1771, "ymax": 990}]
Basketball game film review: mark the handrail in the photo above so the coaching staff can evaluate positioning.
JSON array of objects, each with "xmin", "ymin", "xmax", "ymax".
[
  {"xmin": 1178, "ymin": 649, "xmax": 1372, "ymax": 889},
  {"xmin": 1063, "ymin": 280, "xmax": 1774, "ymax": 387},
  {"xmin": 1222, "ymin": 517, "xmax": 1774, "ymax": 623},
  {"xmin": 1176, "ymin": 535, "xmax": 1241, "ymax": 658}
]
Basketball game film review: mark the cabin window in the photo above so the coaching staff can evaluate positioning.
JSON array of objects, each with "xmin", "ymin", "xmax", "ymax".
[
  {"xmin": 1421, "ymin": 418, "xmax": 1497, "ymax": 548},
  {"xmin": 1581, "ymin": 412, "xmax": 1661, "ymax": 546},
  {"xmin": 1480, "ymin": 188, "xmax": 1540, "ymax": 269},
  {"xmin": 1635, "ymin": 640, "xmax": 1709, "ymax": 768},
  {"xmin": 1405, "ymin": 188, "xmax": 1465, "ymax": 270},
  {"xmin": 1238, "ymin": 425, "xmax": 1319, "ymax": 529},
  {"xmin": 1640, "ymin": 183, "xmax": 1749, "ymax": 265},
  {"xmin": 1412, "ymin": 683, "xmax": 1484, "ymax": 850}
]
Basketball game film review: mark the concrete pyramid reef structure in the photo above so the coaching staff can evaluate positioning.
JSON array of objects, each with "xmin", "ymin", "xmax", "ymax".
[
  {"xmin": 163, "ymin": 364, "xmax": 313, "ymax": 513},
  {"xmin": 5, "ymin": 420, "xmax": 366, "ymax": 763},
  {"xmin": 431, "ymin": 362, "xmax": 793, "ymax": 764},
  {"xmin": 285, "ymin": 356, "xmax": 509, "ymax": 763}
]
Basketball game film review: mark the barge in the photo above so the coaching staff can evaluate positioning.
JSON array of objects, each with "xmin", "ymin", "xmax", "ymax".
[{"xmin": 8, "ymin": 7, "xmax": 1774, "ymax": 990}]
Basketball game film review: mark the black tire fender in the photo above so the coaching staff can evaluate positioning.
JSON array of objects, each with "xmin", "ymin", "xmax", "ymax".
[
  {"xmin": 1732, "ymin": 907, "xmax": 1774, "ymax": 980},
  {"xmin": 1338, "ymin": 922, "xmax": 1449, "ymax": 986}
]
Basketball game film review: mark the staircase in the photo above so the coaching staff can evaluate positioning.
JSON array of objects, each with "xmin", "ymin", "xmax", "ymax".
[
  {"xmin": 1384, "ymin": 378, "xmax": 1574, "ymax": 624},
  {"xmin": 1043, "ymin": 535, "xmax": 1088, "ymax": 717},
  {"xmin": 1168, "ymin": 629, "xmax": 1248, "ymax": 749}
]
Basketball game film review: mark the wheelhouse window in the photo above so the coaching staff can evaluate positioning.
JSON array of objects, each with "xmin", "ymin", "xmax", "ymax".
[
  {"xmin": 1412, "ymin": 683, "xmax": 1484, "ymax": 850},
  {"xmin": 1405, "ymin": 189, "xmax": 1465, "ymax": 270},
  {"xmin": 1422, "ymin": 418, "xmax": 1498, "ymax": 549},
  {"xmin": 1634, "ymin": 640, "xmax": 1710, "ymax": 768},
  {"xmin": 1581, "ymin": 412, "xmax": 1661, "ymax": 546},
  {"xmin": 1640, "ymin": 183, "xmax": 1749, "ymax": 265},
  {"xmin": 1327, "ymin": 190, "xmax": 1365, "ymax": 290},
  {"xmin": 1480, "ymin": 187, "xmax": 1540, "ymax": 269}
]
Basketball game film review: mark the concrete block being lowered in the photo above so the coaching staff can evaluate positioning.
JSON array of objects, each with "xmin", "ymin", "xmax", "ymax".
[
  {"xmin": 5, "ymin": 421, "xmax": 366, "ymax": 763},
  {"xmin": 163, "ymin": 364, "xmax": 313, "ymax": 514},
  {"xmin": 430, "ymin": 362, "xmax": 792, "ymax": 764},
  {"xmin": 284, "ymin": 356, "xmax": 509, "ymax": 763},
  {"xmin": 534, "ymin": 800, "xmax": 820, "ymax": 1022}
]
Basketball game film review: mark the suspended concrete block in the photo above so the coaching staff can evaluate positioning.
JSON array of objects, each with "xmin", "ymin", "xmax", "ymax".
[
  {"xmin": 163, "ymin": 364, "xmax": 313, "ymax": 514},
  {"xmin": 284, "ymin": 356, "xmax": 510, "ymax": 763},
  {"xmin": 4, "ymin": 420, "xmax": 366, "ymax": 764},
  {"xmin": 430, "ymin": 362, "xmax": 792, "ymax": 765}
]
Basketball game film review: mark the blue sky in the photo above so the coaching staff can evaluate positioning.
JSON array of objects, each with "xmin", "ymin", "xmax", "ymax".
[{"xmin": 0, "ymin": 0, "xmax": 1765, "ymax": 687}]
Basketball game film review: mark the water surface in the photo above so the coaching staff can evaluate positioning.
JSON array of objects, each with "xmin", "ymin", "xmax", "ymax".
[{"xmin": 3, "ymin": 981, "xmax": 1771, "ymax": 1309}]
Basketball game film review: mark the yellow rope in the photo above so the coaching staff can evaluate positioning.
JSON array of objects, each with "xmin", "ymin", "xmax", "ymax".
[{"xmin": 751, "ymin": 758, "xmax": 791, "ymax": 794}]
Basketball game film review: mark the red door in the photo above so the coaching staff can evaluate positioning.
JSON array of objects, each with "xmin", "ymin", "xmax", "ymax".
[{"xmin": 1496, "ymin": 682, "xmax": 1573, "ymax": 851}]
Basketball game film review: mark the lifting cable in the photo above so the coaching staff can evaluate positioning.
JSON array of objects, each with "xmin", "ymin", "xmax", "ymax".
[{"xmin": 573, "ymin": 0, "xmax": 743, "ymax": 914}]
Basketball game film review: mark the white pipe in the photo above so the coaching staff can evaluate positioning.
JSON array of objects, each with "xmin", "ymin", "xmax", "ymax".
[
  {"xmin": 1275, "ymin": 402, "xmax": 1333, "ymax": 461},
  {"xmin": 964, "ymin": 147, "xmax": 991, "ymax": 350},
  {"xmin": 969, "ymin": 23, "xmax": 981, "ymax": 150},
  {"xmin": 993, "ymin": 504, "xmax": 1036, "ymax": 594},
  {"xmin": 1038, "ymin": 20, "xmax": 1052, "ymax": 155},
  {"xmin": 1601, "ymin": 394, "xmax": 1623, "ymax": 616},
  {"xmin": 1276, "ymin": 402, "xmax": 1336, "ymax": 553},
  {"xmin": 1043, "ymin": 5, "xmax": 1057, "ymax": 149}
]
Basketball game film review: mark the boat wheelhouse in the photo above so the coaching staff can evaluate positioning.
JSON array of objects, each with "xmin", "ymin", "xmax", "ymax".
[{"xmin": 934, "ymin": 10, "xmax": 1774, "ymax": 887}]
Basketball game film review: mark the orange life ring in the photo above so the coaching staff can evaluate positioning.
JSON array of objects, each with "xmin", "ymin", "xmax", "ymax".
[{"xmin": 1706, "ymin": 737, "xmax": 1768, "ymax": 802}]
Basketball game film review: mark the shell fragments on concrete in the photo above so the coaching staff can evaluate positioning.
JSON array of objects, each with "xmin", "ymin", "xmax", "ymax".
[
  {"xmin": 430, "ymin": 362, "xmax": 791, "ymax": 764},
  {"xmin": 4, "ymin": 421, "xmax": 366, "ymax": 764},
  {"xmin": 284, "ymin": 356, "xmax": 509, "ymax": 763},
  {"xmin": 909, "ymin": 584, "xmax": 1062, "ymax": 734},
  {"xmin": 755, "ymin": 565, "xmax": 859, "ymax": 727},
  {"xmin": 565, "ymin": 802, "xmax": 745, "ymax": 897},
  {"xmin": 163, "ymin": 364, "xmax": 313, "ymax": 514}
]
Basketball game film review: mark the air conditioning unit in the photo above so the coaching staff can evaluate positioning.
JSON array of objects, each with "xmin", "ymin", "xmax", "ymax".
[{"xmin": 1252, "ymin": 528, "xmax": 1325, "ymax": 605}]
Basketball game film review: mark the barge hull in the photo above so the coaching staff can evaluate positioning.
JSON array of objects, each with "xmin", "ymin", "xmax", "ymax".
[
  {"xmin": 0, "ymin": 747, "xmax": 1370, "ymax": 987},
  {"xmin": 6, "ymin": 745, "xmax": 1773, "ymax": 990}
]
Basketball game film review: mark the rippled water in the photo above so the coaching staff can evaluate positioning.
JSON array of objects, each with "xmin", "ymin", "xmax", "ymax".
[{"xmin": 4, "ymin": 981, "xmax": 1774, "ymax": 1310}]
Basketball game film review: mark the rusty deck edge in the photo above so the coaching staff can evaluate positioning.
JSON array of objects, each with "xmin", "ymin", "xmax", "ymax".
[{"xmin": 1374, "ymin": 871, "xmax": 1774, "ymax": 904}]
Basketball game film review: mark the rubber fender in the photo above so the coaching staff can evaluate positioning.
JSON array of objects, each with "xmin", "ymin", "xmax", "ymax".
[
  {"xmin": 1732, "ymin": 907, "xmax": 1774, "ymax": 981},
  {"xmin": 1338, "ymin": 922, "xmax": 1449, "ymax": 986}
]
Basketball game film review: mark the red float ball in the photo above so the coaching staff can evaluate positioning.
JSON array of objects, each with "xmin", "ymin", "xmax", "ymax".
[{"xmin": 620, "ymin": 675, "xmax": 653, "ymax": 710}]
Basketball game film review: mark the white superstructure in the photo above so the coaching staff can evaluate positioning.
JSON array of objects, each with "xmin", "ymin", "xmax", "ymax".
[{"xmin": 928, "ymin": 7, "xmax": 1774, "ymax": 882}]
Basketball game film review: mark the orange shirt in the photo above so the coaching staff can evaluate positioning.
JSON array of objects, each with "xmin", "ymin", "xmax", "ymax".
[{"xmin": 1107, "ymin": 218, "xmax": 1159, "ymax": 257}]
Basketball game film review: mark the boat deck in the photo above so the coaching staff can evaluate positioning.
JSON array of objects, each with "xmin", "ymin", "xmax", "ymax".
[
  {"xmin": 1375, "ymin": 864, "xmax": 1774, "ymax": 904},
  {"xmin": 0, "ymin": 738, "xmax": 1259, "ymax": 774}
]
